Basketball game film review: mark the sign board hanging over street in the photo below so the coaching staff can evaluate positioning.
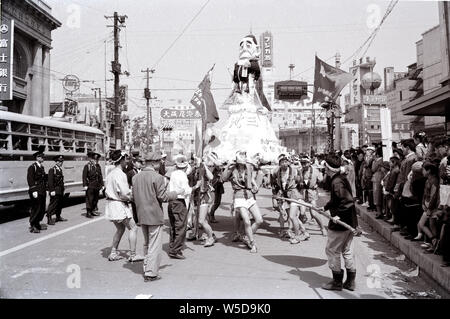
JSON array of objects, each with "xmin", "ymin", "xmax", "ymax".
[
  {"xmin": 160, "ymin": 108, "xmax": 202, "ymax": 119},
  {"xmin": 0, "ymin": 17, "xmax": 14, "ymax": 101}
]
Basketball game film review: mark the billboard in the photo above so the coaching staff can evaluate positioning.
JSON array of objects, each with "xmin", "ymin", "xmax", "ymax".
[
  {"xmin": 160, "ymin": 108, "xmax": 201, "ymax": 119},
  {"xmin": 260, "ymin": 31, "xmax": 273, "ymax": 68},
  {"xmin": 363, "ymin": 95, "xmax": 387, "ymax": 105},
  {"xmin": 0, "ymin": 17, "xmax": 14, "ymax": 100}
]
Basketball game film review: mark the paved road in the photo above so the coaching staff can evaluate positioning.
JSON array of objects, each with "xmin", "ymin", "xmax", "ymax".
[{"xmin": 0, "ymin": 185, "xmax": 443, "ymax": 299}]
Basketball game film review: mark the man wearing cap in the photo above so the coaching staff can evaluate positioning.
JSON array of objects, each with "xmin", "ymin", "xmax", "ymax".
[
  {"xmin": 319, "ymin": 154, "xmax": 358, "ymax": 291},
  {"xmin": 167, "ymin": 154, "xmax": 192, "ymax": 258},
  {"xmin": 222, "ymin": 150, "xmax": 263, "ymax": 253},
  {"xmin": 27, "ymin": 150, "xmax": 48, "ymax": 233},
  {"xmin": 132, "ymin": 152, "xmax": 181, "ymax": 281},
  {"xmin": 47, "ymin": 155, "xmax": 68, "ymax": 224},
  {"xmin": 299, "ymin": 155, "xmax": 327, "ymax": 236},
  {"xmin": 271, "ymin": 153, "xmax": 310, "ymax": 243},
  {"xmin": 82, "ymin": 151, "xmax": 103, "ymax": 218},
  {"xmin": 159, "ymin": 152, "xmax": 167, "ymax": 176},
  {"xmin": 105, "ymin": 150, "xmax": 144, "ymax": 263}
]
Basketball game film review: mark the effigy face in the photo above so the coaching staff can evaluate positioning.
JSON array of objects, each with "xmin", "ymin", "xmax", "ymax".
[{"xmin": 239, "ymin": 35, "xmax": 260, "ymax": 61}]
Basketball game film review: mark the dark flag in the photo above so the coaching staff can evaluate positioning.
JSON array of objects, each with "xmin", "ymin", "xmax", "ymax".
[
  {"xmin": 190, "ymin": 65, "xmax": 219, "ymax": 124},
  {"xmin": 312, "ymin": 55, "xmax": 353, "ymax": 104}
]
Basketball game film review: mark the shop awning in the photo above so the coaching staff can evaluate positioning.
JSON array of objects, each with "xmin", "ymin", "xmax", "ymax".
[{"xmin": 402, "ymin": 85, "xmax": 450, "ymax": 116}]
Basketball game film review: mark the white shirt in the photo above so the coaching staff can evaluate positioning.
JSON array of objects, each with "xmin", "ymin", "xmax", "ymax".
[
  {"xmin": 168, "ymin": 169, "xmax": 192, "ymax": 205},
  {"xmin": 104, "ymin": 166, "xmax": 132, "ymax": 220}
]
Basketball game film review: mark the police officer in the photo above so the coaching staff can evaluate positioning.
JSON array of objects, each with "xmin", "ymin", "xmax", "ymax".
[
  {"xmin": 47, "ymin": 155, "xmax": 67, "ymax": 224},
  {"xmin": 83, "ymin": 151, "xmax": 103, "ymax": 218},
  {"xmin": 27, "ymin": 150, "xmax": 47, "ymax": 233}
]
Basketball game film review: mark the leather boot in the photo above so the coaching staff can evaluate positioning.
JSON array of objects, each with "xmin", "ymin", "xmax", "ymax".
[
  {"xmin": 322, "ymin": 270, "xmax": 343, "ymax": 291},
  {"xmin": 343, "ymin": 269, "xmax": 356, "ymax": 291}
]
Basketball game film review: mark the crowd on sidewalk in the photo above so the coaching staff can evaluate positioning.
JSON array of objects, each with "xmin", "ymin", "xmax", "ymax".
[{"xmin": 341, "ymin": 132, "xmax": 450, "ymax": 268}]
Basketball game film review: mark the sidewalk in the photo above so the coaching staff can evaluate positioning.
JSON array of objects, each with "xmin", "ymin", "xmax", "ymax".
[{"xmin": 357, "ymin": 205, "xmax": 450, "ymax": 294}]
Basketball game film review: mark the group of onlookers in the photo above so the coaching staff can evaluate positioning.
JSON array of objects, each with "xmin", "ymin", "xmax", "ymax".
[{"xmin": 344, "ymin": 132, "xmax": 450, "ymax": 267}]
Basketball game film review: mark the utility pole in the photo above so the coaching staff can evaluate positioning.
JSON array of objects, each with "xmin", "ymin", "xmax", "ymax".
[
  {"xmin": 92, "ymin": 88, "xmax": 103, "ymax": 130},
  {"xmin": 334, "ymin": 52, "xmax": 342, "ymax": 152},
  {"xmin": 105, "ymin": 12, "xmax": 127, "ymax": 150},
  {"xmin": 141, "ymin": 67, "xmax": 155, "ymax": 152}
]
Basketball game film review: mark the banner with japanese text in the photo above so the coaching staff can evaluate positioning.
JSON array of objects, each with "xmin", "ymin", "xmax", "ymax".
[{"xmin": 0, "ymin": 17, "xmax": 13, "ymax": 100}]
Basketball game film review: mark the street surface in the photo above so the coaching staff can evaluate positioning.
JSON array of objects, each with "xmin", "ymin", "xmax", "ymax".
[{"xmin": 0, "ymin": 185, "xmax": 443, "ymax": 299}]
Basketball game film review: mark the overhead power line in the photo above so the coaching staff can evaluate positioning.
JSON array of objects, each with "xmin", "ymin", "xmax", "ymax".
[{"xmin": 150, "ymin": 0, "xmax": 211, "ymax": 70}]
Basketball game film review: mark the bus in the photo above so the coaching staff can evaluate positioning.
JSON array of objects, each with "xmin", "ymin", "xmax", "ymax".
[{"xmin": 0, "ymin": 110, "xmax": 106, "ymax": 205}]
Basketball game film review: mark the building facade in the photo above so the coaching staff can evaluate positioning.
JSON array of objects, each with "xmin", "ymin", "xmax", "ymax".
[
  {"xmin": 0, "ymin": 0, "xmax": 61, "ymax": 116},
  {"xmin": 344, "ymin": 57, "xmax": 387, "ymax": 146},
  {"xmin": 385, "ymin": 66, "xmax": 418, "ymax": 141},
  {"xmin": 403, "ymin": 3, "xmax": 450, "ymax": 138}
]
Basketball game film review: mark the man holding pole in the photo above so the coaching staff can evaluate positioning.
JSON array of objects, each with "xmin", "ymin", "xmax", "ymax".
[{"xmin": 319, "ymin": 154, "xmax": 358, "ymax": 291}]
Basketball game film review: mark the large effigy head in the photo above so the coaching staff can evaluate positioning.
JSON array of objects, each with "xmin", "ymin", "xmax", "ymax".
[{"xmin": 239, "ymin": 34, "xmax": 260, "ymax": 61}]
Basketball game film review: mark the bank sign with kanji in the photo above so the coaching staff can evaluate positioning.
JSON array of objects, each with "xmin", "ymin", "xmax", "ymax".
[
  {"xmin": 160, "ymin": 108, "xmax": 202, "ymax": 119},
  {"xmin": 0, "ymin": 17, "xmax": 13, "ymax": 100}
]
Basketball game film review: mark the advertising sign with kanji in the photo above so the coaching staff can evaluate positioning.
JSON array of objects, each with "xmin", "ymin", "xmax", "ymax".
[
  {"xmin": 0, "ymin": 17, "xmax": 14, "ymax": 100},
  {"xmin": 160, "ymin": 108, "xmax": 202, "ymax": 119}
]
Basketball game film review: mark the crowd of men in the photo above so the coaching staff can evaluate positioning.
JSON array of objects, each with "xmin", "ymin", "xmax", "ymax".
[
  {"xmin": 347, "ymin": 133, "xmax": 450, "ymax": 269},
  {"xmin": 24, "ymin": 131, "xmax": 450, "ymax": 289}
]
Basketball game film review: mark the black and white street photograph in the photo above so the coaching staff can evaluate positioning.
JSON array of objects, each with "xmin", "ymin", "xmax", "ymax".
[{"xmin": 1, "ymin": 0, "xmax": 450, "ymax": 304}]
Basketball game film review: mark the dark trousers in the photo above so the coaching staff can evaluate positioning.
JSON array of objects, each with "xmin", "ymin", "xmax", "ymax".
[
  {"xmin": 210, "ymin": 191, "xmax": 222, "ymax": 217},
  {"xmin": 47, "ymin": 194, "xmax": 64, "ymax": 218},
  {"xmin": 86, "ymin": 188, "xmax": 99, "ymax": 213},
  {"xmin": 442, "ymin": 224, "xmax": 450, "ymax": 263},
  {"xmin": 399, "ymin": 197, "xmax": 422, "ymax": 236},
  {"xmin": 168, "ymin": 199, "xmax": 188, "ymax": 255},
  {"xmin": 29, "ymin": 193, "xmax": 46, "ymax": 227}
]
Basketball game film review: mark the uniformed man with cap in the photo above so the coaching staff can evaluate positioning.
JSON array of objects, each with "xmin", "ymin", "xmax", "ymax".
[
  {"xmin": 47, "ymin": 155, "xmax": 68, "ymax": 224},
  {"xmin": 159, "ymin": 152, "xmax": 167, "ymax": 176},
  {"xmin": 83, "ymin": 151, "xmax": 103, "ymax": 218},
  {"xmin": 27, "ymin": 150, "xmax": 48, "ymax": 233}
]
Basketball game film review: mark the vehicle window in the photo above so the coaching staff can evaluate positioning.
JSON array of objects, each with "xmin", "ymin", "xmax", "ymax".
[
  {"xmin": 75, "ymin": 131, "xmax": 86, "ymax": 141},
  {"xmin": 12, "ymin": 135, "xmax": 28, "ymax": 150},
  {"xmin": 31, "ymin": 137, "xmax": 45, "ymax": 151},
  {"xmin": 62, "ymin": 129, "xmax": 73, "ymax": 139},
  {"xmin": 0, "ymin": 133, "xmax": 9, "ymax": 150},
  {"xmin": 47, "ymin": 127, "xmax": 60, "ymax": 137},
  {"xmin": 11, "ymin": 121, "xmax": 28, "ymax": 133},
  {"xmin": 86, "ymin": 133, "xmax": 96, "ymax": 142},
  {"xmin": 76, "ymin": 140, "xmax": 86, "ymax": 153},
  {"xmin": 48, "ymin": 138, "xmax": 61, "ymax": 152},
  {"xmin": 0, "ymin": 120, "xmax": 8, "ymax": 132},
  {"xmin": 62, "ymin": 139, "xmax": 74, "ymax": 152},
  {"xmin": 30, "ymin": 124, "xmax": 45, "ymax": 135}
]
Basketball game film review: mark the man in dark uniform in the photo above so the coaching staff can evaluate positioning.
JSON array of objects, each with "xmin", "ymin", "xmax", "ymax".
[
  {"xmin": 83, "ymin": 151, "xmax": 103, "ymax": 218},
  {"xmin": 93, "ymin": 152, "xmax": 104, "ymax": 213},
  {"xmin": 47, "ymin": 155, "xmax": 68, "ymax": 224},
  {"xmin": 27, "ymin": 150, "xmax": 48, "ymax": 233}
]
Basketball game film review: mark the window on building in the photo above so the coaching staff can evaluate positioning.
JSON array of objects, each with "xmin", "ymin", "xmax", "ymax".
[{"xmin": 13, "ymin": 43, "xmax": 29, "ymax": 79}]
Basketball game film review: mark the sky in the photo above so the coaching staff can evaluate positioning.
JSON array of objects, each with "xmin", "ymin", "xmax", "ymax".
[{"xmin": 46, "ymin": 0, "xmax": 440, "ymax": 119}]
